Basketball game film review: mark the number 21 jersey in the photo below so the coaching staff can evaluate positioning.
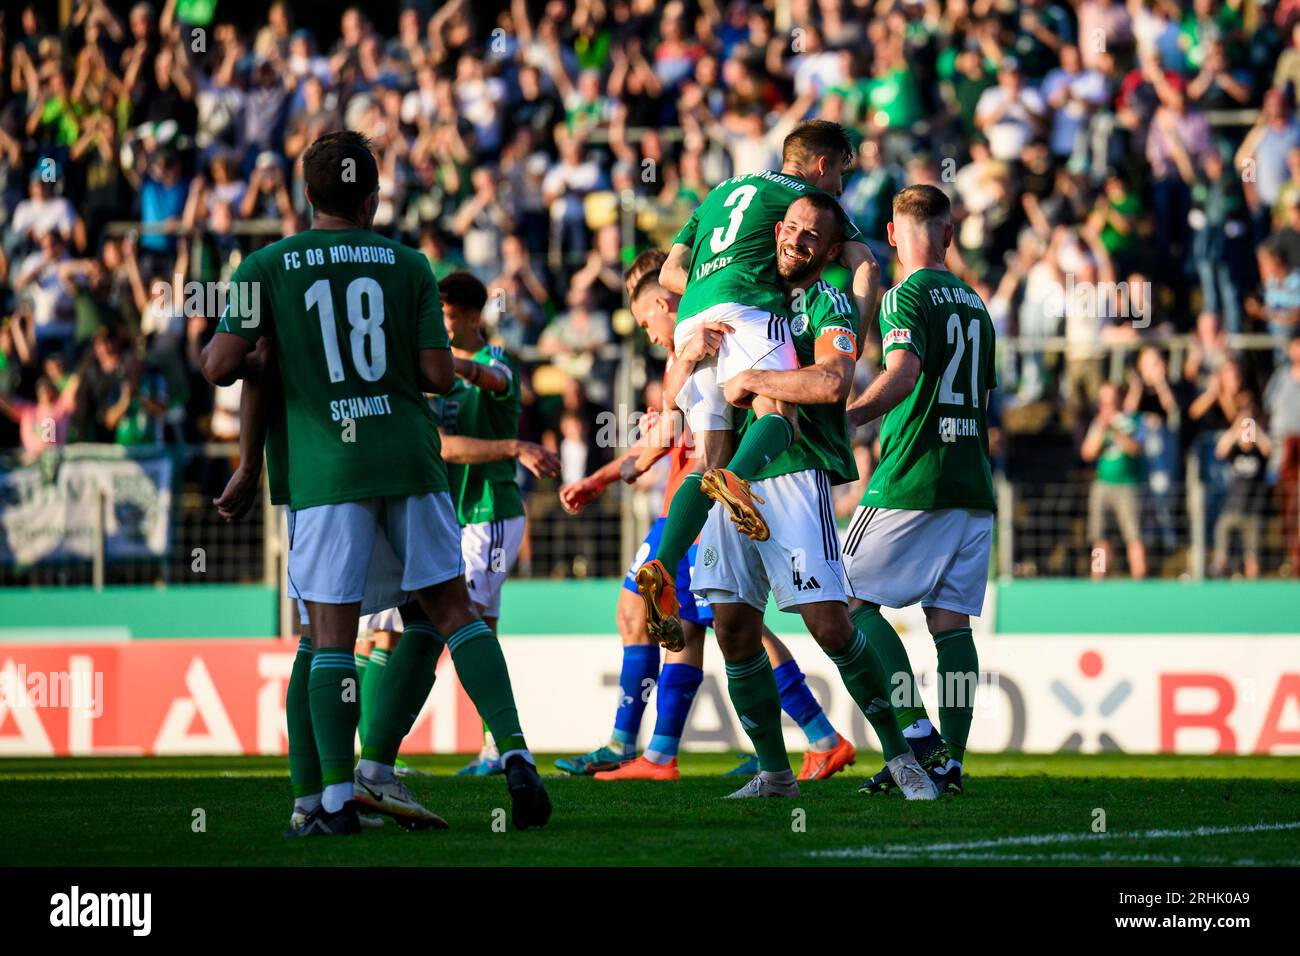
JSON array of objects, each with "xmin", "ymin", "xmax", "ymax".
[{"xmin": 865, "ymin": 267, "xmax": 997, "ymax": 513}]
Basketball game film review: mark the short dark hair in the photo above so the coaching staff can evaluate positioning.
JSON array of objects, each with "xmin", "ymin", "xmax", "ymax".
[
  {"xmin": 630, "ymin": 269, "xmax": 667, "ymax": 306},
  {"xmin": 892, "ymin": 184, "xmax": 951, "ymax": 225},
  {"xmin": 782, "ymin": 120, "xmax": 854, "ymax": 171},
  {"xmin": 302, "ymin": 131, "xmax": 379, "ymax": 221},
  {"xmin": 789, "ymin": 192, "xmax": 847, "ymax": 244},
  {"xmin": 624, "ymin": 248, "xmax": 667, "ymax": 292},
  {"xmin": 439, "ymin": 271, "xmax": 488, "ymax": 312}
]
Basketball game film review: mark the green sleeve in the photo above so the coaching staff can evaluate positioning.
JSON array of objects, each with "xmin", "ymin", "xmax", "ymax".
[
  {"xmin": 811, "ymin": 286, "xmax": 857, "ymax": 337},
  {"xmin": 879, "ymin": 282, "xmax": 926, "ymax": 362},
  {"xmin": 215, "ymin": 255, "xmax": 268, "ymax": 343},
  {"xmin": 485, "ymin": 346, "xmax": 520, "ymax": 403},
  {"xmin": 417, "ymin": 262, "xmax": 449, "ymax": 350},
  {"xmin": 672, "ymin": 206, "xmax": 700, "ymax": 248}
]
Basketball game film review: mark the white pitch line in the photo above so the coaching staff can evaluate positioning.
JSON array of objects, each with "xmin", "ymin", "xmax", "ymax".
[{"xmin": 810, "ymin": 820, "xmax": 1300, "ymax": 860}]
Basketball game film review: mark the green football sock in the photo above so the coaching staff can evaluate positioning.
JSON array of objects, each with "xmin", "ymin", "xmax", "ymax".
[
  {"xmin": 653, "ymin": 471, "xmax": 714, "ymax": 572},
  {"xmin": 850, "ymin": 605, "xmax": 930, "ymax": 731},
  {"xmin": 360, "ymin": 623, "xmax": 445, "ymax": 766},
  {"xmin": 724, "ymin": 652, "xmax": 789, "ymax": 773},
  {"xmin": 307, "ymin": 647, "xmax": 360, "ymax": 787},
  {"xmin": 447, "ymin": 620, "xmax": 527, "ymax": 755},
  {"xmin": 358, "ymin": 647, "xmax": 387, "ymax": 745},
  {"xmin": 827, "ymin": 629, "xmax": 910, "ymax": 761},
  {"xmin": 934, "ymin": 627, "xmax": 978, "ymax": 763},
  {"xmin": 354, "ymin": 650, "xmax": 371, "ymax": 744},
  {"xmin": 288, "ymin": 637, "xmax": 321, "ymax": 799},
  {"xmin": 725, "ymin": 412, "xmax": 793, "ymax": 478}
]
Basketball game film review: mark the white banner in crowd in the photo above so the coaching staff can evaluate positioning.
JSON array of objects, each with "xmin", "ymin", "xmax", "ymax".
[{"xmin": 0, "ymin": 449, "xmax": 172, "ymax": 565}]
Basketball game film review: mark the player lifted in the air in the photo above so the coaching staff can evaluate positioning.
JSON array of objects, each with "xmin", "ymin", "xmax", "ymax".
[
  {"xmin": 636, "ymin": 120, "xmax": 877, "ymax": 653},
  {"xmin": 842, "ymin": 184, "xmax": 997, "ymax": 797},
  {"xmin": 555, "ymin": 250, "xmax": 855, "ymax": 783},
  {"xmin": 692, "ymin": 192, "xmax": 937, "ymax": 800},
  {"xmin": 201, "ymin": 131, "xmax": 551, "ymax": 835}
]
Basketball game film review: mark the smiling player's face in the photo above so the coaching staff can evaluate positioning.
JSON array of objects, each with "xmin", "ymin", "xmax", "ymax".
[{"xmin": 775, "ymin": 200, "xmax": 839, "ymax": 284}]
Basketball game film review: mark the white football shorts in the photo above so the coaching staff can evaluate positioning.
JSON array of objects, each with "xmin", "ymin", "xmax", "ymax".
[
  {"xmin": 692, "ymin": 469, "xmax": 847, "ymax": 612},
  {"xmin": 673, "ymin": 303, "xmax": 798, "ymax": 434},
  {"xmin": 840, "ymin": 506, "xmax": 993, "ymax": 616}
]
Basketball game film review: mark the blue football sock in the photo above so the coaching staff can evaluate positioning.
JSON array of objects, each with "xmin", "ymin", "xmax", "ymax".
[
  {"xmin": 611, "ymin": 644, "xmax": 660, "ymax": 754},
  {"xmin": 645, "ymin": 663, "xmax": 703, "ymax": 763},
  {"xmin": 774, "ymin": 659, "xmax": 838, "ymax": 750}
]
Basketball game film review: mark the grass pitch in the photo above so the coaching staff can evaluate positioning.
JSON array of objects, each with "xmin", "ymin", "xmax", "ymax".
[{"xmin": 2, "ymin": 753, "xmax": 1297, "ymax": 867}]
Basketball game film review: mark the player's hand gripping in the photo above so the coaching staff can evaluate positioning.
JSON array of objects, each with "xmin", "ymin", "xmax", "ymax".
[
  {"xmin": 723, "ymin": 369, "xmax": 757, "ymax": 409},
  {"xmin": 676, "ymin": 321, "xmax": 731, "ymax": 364},
  {"xmin": 516, "ymin": 440, "xmax": 561, "ymax": 480}
]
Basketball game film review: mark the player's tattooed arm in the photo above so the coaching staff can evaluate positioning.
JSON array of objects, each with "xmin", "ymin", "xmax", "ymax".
[
  {"xmin": 846, "ymin": 348, "xmax": 920, "ymax": 428},
  {"xmin": 726, "ymin": 332, "xmax": 856, "ymax": 407},
  {"xmin": 659, "ymin": 243, "xmax": 691, "ymax": 295},
  {"xmin": 453, "ymin": 356, "xmax": 510, "ymax": 393}
]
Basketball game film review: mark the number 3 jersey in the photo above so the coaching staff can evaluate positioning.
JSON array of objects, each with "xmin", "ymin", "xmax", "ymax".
[
  {"xmin": 672, "ymin": 170, "xmax": 863, "ymax": 325},
  {"xmin": 215, "ymin": 227, "xmax": 450, "ymax": 509},
  {"xmin": 865, "ymin": 267, "xmax": 997, "ymax": 513}
]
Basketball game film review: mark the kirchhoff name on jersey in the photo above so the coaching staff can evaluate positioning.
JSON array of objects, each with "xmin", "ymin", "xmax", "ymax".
[
  {"xmin": 330, "ymin": 394, "xmax": 394, "ymax": 421},
  {"xmin": 926, "ymin": 285, "xmax": 988, "ymax": 311},
  {"xmin": 940, "ymin": 415, "xmax": 979, "ymax": 442}
]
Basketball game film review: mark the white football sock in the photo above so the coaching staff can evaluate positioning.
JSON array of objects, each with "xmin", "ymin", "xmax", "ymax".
[
  {"xmin": 322, "ymin": 781, "xmax": 353, "ymax": 813},
  {"xmin": 902, "ymin": 718, "xmax": 934, "ymax": 739}
]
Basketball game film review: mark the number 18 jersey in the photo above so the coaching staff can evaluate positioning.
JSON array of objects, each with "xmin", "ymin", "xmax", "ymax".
[
  {"xmin": 865, "ymin": 267, "xmax": 997, "ymax": 513},
  {"xmin": 216, "ymin": 227, "xmax": 450, "ymax": 509}
]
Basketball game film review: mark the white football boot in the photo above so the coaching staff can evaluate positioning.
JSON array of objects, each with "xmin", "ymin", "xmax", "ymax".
[
  {"xmin": 886, "ymin": 753, "xmax": 941, "ymax": 800},
  {"xmin": 353, "ymin": 770, "xmax": 449, "ymax": 829},
  {"xmin": 725, "ymin": 770, "xmax": 801, "ymax": 799}
]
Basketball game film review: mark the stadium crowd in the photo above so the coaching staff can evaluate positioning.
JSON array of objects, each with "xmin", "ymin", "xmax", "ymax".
[{"xmin": 1, "ymin": 0, "xmax": 1299, "ymax": 578}]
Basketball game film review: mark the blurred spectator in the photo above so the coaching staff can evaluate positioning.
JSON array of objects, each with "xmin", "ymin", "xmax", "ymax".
[
  {"xmin": 1082, "ymin": 381, "xmax": 1147, "ymax": 579},
  {"xmin": 1211, "ymin": 393, "xmax": 1272, "ymax": 579},
  {"xmin": 1265, "ymin": 334, "xmax": 1300, "ymax": 575},
  {"xmin": 1188, "ymin": 145, "xmax": 1249, "ymax": 334}
]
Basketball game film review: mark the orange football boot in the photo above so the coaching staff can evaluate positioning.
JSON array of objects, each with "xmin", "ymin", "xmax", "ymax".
[
  {"xmin": 796, "ymin": 734, "xmax": 857, "ymax": 781},
  {"xmin": 593, "ymin": 756, "xmax": 681, "ymax": 781},
  {"xmin": 700, "ymin": 468, "xmax": 770, "ymax": 541},
  {"xmin": 635, "ymin": 559, "xmax": 685, "ymax": 651}
]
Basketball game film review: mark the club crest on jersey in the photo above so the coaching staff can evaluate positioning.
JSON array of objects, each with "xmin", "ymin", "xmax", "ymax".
[
  {"xmin": 883, "ymin": 328, "xmax": 911, "ymax": 347},
  {"xmin": 701, "ymin": 546, "xmax": 718, "ymax": 569},
  {"xmin": 790, "ymin": 313, "xmax": 809, "ymax": 336}
]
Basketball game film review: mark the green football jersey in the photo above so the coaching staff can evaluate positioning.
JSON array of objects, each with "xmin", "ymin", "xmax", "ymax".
[
  {"xmin": 864, "ymin": 267, "xmax": 997, "ymax": 512},
  {"xmin": 216, "ymin": 227, "xmax": 449, "ymax": 509},
  {"xmin": 747, "ymin": 279, "xmax": 859, "ymax": 486},
  {"xmin": 431, "ymin": 344, "xmax": 525, "ymax": 525},
  {"xmin": 672, "ymin": 170, "xmax": 863, "ymax": 323}
]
